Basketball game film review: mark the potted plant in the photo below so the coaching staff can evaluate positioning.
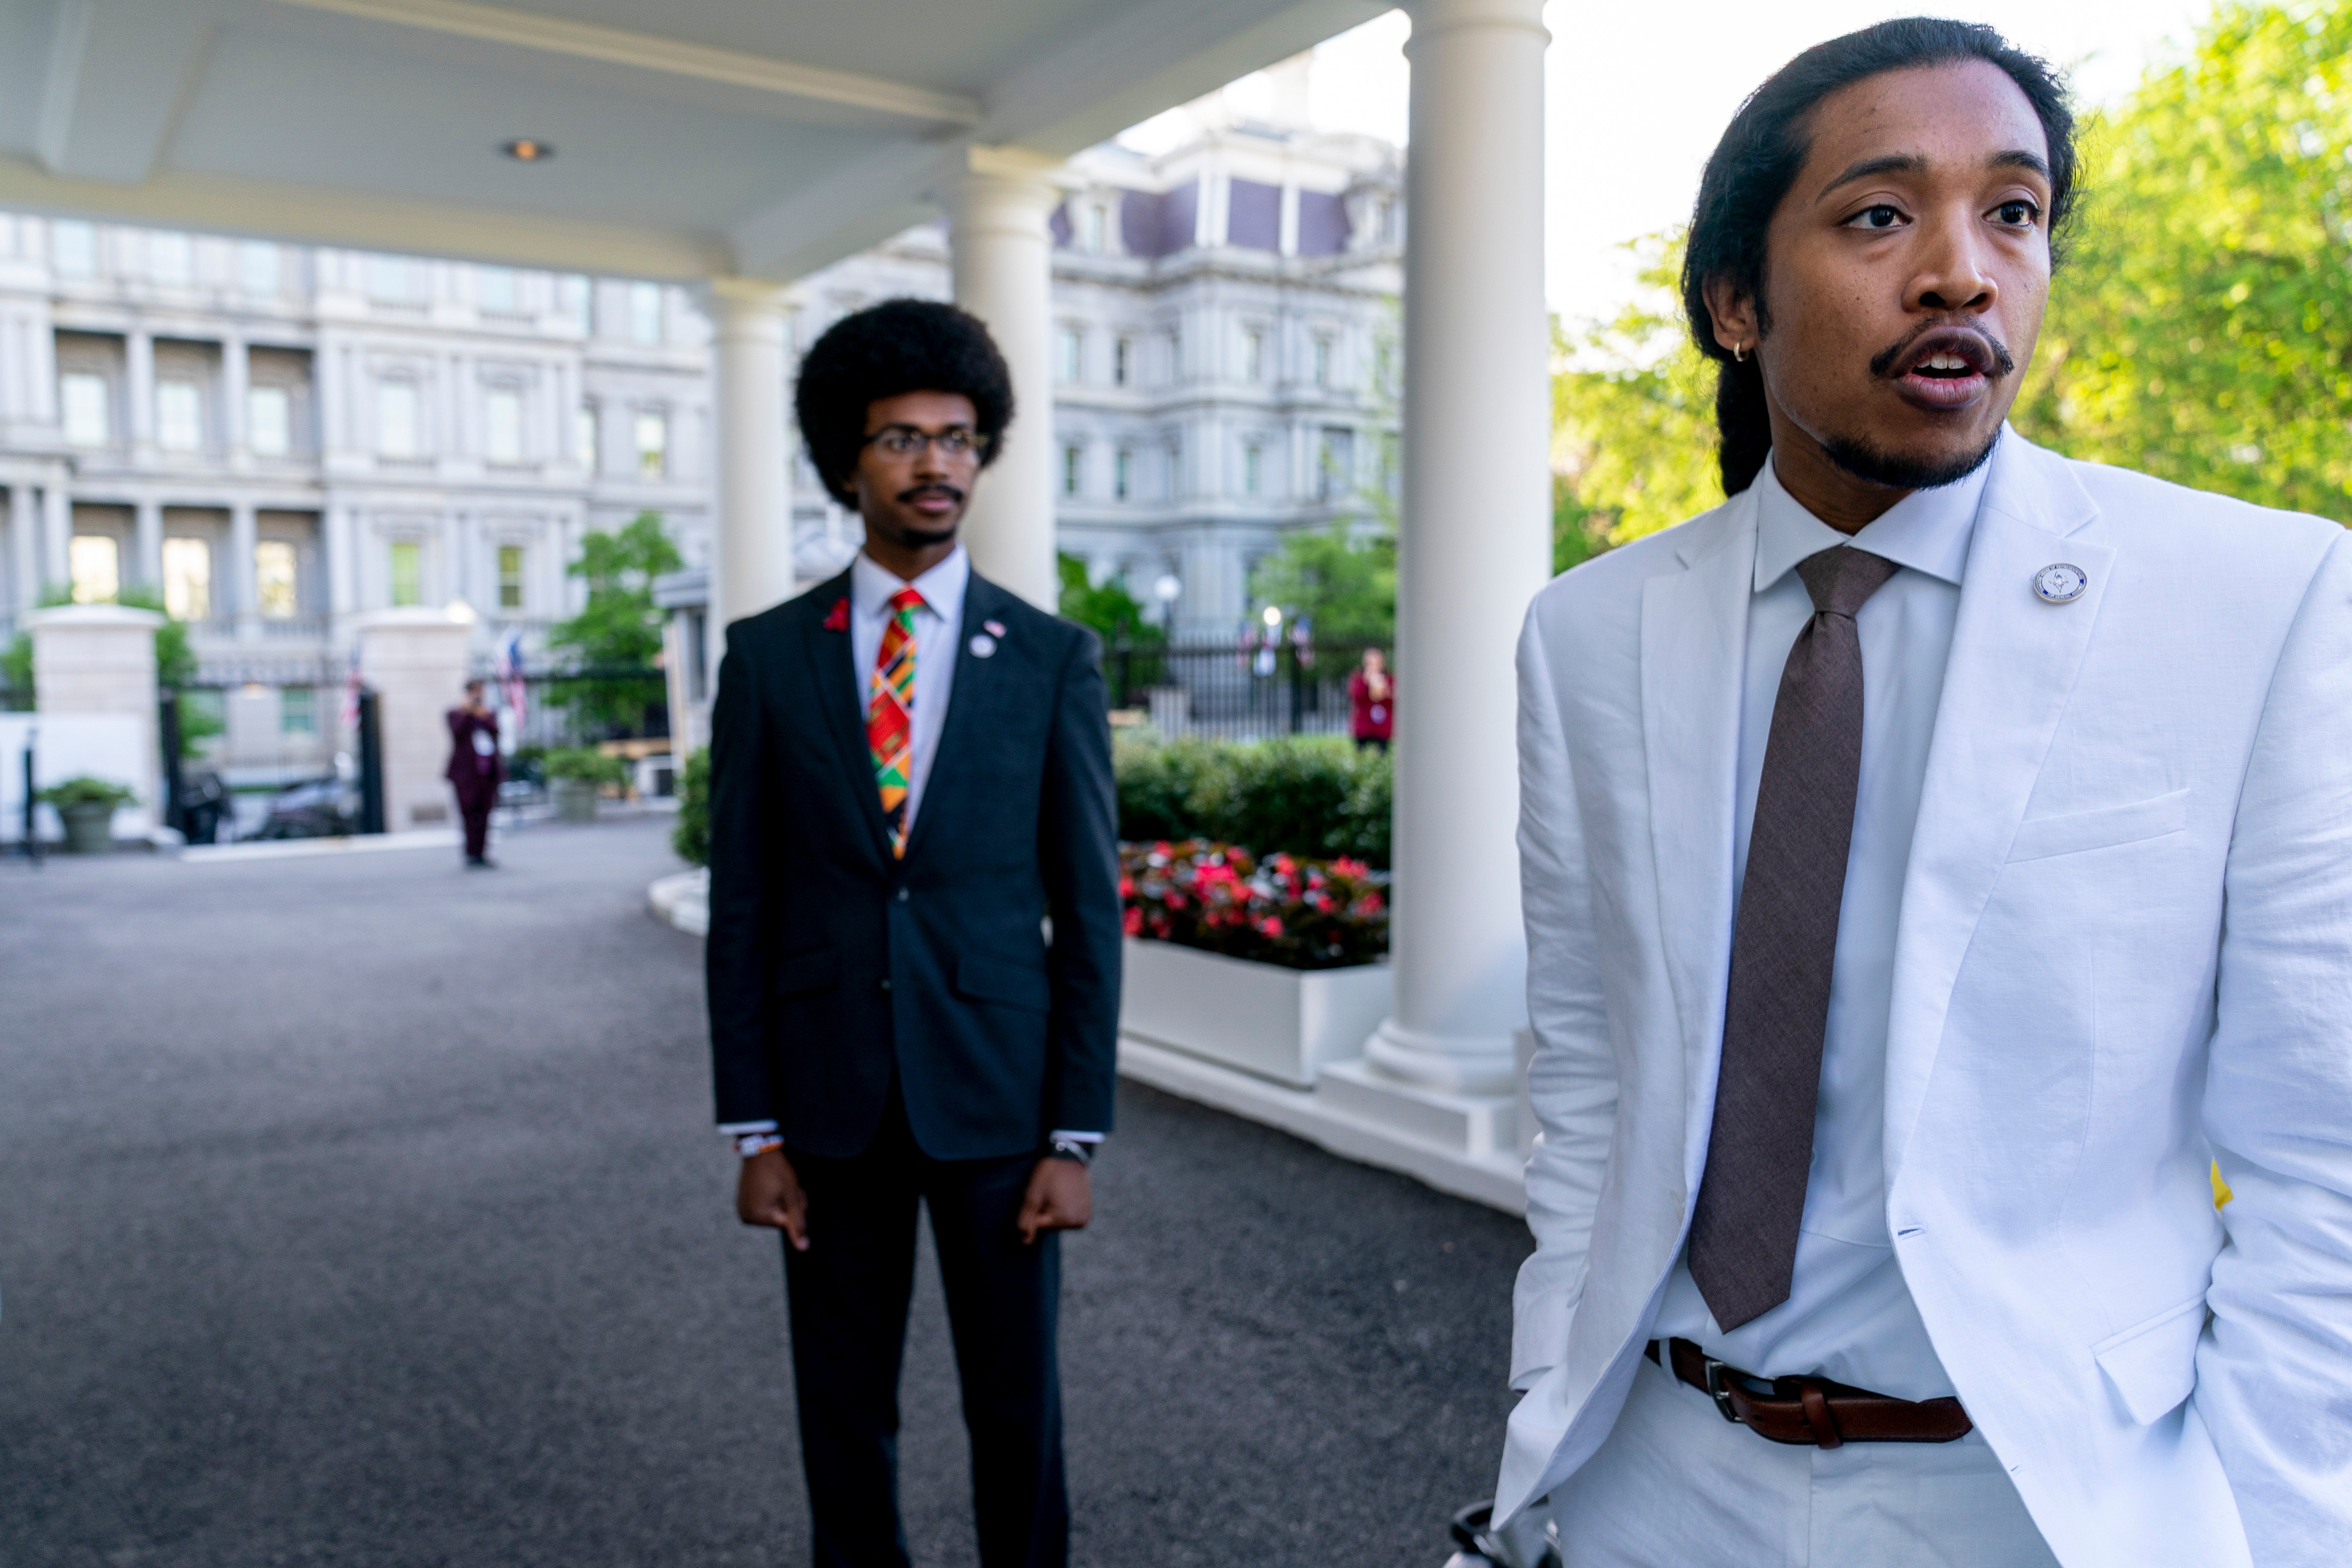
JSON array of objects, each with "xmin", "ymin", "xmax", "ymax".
[
  {"xmin": 542, "ymin": 747, "xmax": 628, "ymax": 823},
  {"xmin": 1118, "ymin": 840, "xmax": 1392, "ymax": 1087},
  {"xmin": 37, "ymin": 775, "xmax": 139, "ymax": 854}
]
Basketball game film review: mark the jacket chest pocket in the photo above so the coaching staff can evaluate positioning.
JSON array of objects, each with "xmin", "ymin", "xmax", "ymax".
[
  {"xmin": 2008, "ymin": 788, "xmax": 2190, "ymax": 862},
  {"xmin": 2092, "ymin": 1292, "xmax": 2207, "ymax": 1425}
]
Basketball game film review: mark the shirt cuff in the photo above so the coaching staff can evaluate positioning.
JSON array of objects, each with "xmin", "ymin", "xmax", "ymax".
[
  {"xmin": 717, "ymin": 1119, "xmax": 779, "ymax": 1136},
  {"xmin": 1047, "ymin": 1130, "xmax": 1104, "ymax": 1143}
]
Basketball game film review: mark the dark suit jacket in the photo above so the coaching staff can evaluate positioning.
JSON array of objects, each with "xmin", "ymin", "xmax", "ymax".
[
  {"xmin": 704, "ymin": 564, "xmax": 1122, "ymax": 1161},
  {"xmin": 445, "ymin": 709, "xmax": 503, "ymax": 796}
]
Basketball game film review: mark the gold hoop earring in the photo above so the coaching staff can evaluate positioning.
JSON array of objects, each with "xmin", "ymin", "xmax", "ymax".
[{"xmin": 1733, "ymin": 343, "xmax": 1749, "ymax": 364}]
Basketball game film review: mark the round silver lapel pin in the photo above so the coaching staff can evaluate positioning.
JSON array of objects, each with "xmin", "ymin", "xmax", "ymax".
[
  {"xmin": 2033, "ymin": 563, "xmax": 2088, "ymax": 605},
  {"xmin": 968, "ymin": 633, "xmax": 998, "ymax": 658}
]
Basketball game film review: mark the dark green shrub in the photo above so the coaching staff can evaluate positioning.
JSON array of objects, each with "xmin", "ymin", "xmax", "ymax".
[
  {"xmin": 1115, "ymin": 735, "xmax": 1391, "ymax": 867},
  {"xmin": 671, "ymin": 747, "xmax": 709, "ymax": 867},
  {"xmin": 542, "ymin": 746, "xmax": 630, "ymax": 786},
  {"xmin": 38, "ymin": 775, "xmax": 139, "ymax": 809}
]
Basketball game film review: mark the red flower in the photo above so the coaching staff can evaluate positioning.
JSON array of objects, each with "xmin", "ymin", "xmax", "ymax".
[
  {"xmin": 1123, "ymin": 907, "xmax": 1143, "ymax": 936},
  {"xmin": 1257, "ymin": 917, "xmax": 1284, "ymax": 938},
  {"xmin": 822, "ymin": 597, "xmax": 850, "ymax": 632},
  {"xmin": 1165, "ymin": 891, "xmax": 1187, "ymax": 909},
  {"xmin": 1118, "ymin": 876, "xmax": 1134, "ymax": 899}
]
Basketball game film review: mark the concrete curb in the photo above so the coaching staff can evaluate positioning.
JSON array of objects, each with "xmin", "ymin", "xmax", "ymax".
[
  {"xmin": 648, "ymin": 868, "xmax": 709, "ymax": 936},
  {"xmin": 182, "ymin": 829, "xmax": 461, "ymax": 865}
]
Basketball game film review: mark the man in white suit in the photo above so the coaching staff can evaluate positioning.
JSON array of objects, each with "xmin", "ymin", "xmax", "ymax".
[{"xmin": 1501, "ymin": 19, "xmax": 2352, "ymax": 1568}]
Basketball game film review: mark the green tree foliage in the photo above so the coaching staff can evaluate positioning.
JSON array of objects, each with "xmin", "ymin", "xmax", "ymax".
[
  {"xmin": 2011, "ymin": 3, "xmax": 2352, "ymax": 518},
  {"xmin": 548, "ymin": 511, "xmax": 680, "ymax": 732},
  {"xmin": 1552, "ymin": 234, "xmax": 1724, "ymax": 564},
  {"xmin": 1056, "ymin": 552, "xmax": 1165, "ymax": 648},
  {"xmin": 550, "ymin": 512, "xmax": 681, "ymax": 668},
  {"xmin": 1248, "ymin": 521, "xmax": 1396, "ymax": 646}
]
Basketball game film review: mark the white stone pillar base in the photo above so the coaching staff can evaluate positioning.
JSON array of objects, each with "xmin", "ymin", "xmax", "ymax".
[
  {"xmin": 1363, "ymin": 1017, "xmax": 1518, "ymax": 1096},
  {"xmin": 27, "ymin": 603, "xmax": 166, "ymax": 836},
  {"xmin": 354, "ymin": 604, "xmax": 476, "ymax": 833}
]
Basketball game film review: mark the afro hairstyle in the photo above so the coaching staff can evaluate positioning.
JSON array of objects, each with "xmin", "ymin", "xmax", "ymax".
[{"xmin": 794, "ymin": 298, "xmax": 1015, "ymax": 503}]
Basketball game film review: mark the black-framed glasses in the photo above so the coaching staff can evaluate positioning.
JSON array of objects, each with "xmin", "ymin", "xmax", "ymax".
[{"xmin": 862, "ymin": 424, "xmax": 987, "ymax": 460}]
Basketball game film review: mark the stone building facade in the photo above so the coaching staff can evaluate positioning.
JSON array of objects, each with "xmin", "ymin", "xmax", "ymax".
[{"xmin": 0, "ymin": 109, "xmax": 1399, "ymax": 771}]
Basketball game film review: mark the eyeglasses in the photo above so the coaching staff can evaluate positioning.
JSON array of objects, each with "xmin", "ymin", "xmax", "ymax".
[{"xmin": 862, "ymin": 424, "xmax": 987, "ymax": 460}]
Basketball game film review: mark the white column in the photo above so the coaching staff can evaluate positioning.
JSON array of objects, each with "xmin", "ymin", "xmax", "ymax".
[
  {"xmin": 41, "ymin": 480, "xmax": 71, "ymax": 592},
  {"xmin": 446, "ymin": 508, "xmax": 472, "ymax": 609},
  {"xmin": 222, "ymin": 332, "xmax": 250, "ymax": 467},
  {"xmin": 702, "ymin": 278, "xmax": 796, "ymax": 652},
  {"xmin": 326, "ymin": 502, "xmax": 358, "ymax": 618},
  {"xmin": 946, "ymin": 146, "xmax": 1064, "ymax": 610},
  {"xmin": 229, "ymin": 498, "xmax": 259, "ymax": 637},
  {"xmin": 1367, "ymin": 0, "xmax": 1553, "ymax": 1095},
  {"xmin": 9, "ymin": 483, "xmax": 35, "ymax": 615},
  {"xmin": 125, "ymin": 328, "xmax": 155, "ymax": 458},
  {"xmin": 133, "ymin": 498, "xmax": 163, "ymax": 593}
]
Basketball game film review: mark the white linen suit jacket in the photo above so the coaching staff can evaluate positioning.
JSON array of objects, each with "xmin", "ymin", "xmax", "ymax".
[{"xmin": 1499, "ymin": 431, "xmax": 2352, "ymax": 1567}]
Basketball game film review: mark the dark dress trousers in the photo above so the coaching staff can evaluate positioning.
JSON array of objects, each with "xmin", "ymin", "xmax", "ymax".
[{"xmin": 705, "ymin": 564, "xmax": 1121, "ymax": 1568}]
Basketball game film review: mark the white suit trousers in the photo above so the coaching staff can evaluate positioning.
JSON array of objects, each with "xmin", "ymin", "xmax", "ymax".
[{"xmin": 1546, "ymin": 1354, "xmax": 2062, "ymax": 1568}]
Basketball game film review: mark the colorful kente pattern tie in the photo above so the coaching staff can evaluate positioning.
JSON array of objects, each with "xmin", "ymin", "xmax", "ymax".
[{"xmin": 867, "ymin": 586, "xmax": 924, "ymax": 858}]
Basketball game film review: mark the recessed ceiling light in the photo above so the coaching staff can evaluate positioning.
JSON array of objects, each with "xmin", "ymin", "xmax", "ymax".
[{"xmin": 500, "ymin": 138, "xmax": 554, "ymax": 162}]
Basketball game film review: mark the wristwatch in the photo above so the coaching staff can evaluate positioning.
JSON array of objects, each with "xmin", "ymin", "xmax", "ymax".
[{"xmin": 1046, "ymin": 1136, "xmax": 1095, "ymax": 1167}]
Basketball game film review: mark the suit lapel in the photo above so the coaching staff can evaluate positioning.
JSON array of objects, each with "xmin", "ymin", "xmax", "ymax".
[
  {"xmin": 898, "ymin": 575, "xmax": 1007, "ymax": 866},
  {"xmin": 800, "ymin": 568, "xmax": 895, "ymax": 865},
  {"xmin": 1639, "ymin": 492, "xmax": 1760, "ymax": 1184},
  {"xmin": 1884, "ymin": 434, "xmax": 2110, "ymax": 1177}
]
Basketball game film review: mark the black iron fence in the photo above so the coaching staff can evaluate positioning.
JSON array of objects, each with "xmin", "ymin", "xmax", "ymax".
[
  {"xmin": 1104, "ymin": 639, "xmax": 1386, "ymax": 742},
  {"xmin": 490, "ymin": 668, "xmax": 670, "ymax": 753}
]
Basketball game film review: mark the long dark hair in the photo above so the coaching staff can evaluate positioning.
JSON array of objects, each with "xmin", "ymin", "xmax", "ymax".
[{"xmin": 1680, "ymin": 19, "xmax": 2079, "ymax": 496}]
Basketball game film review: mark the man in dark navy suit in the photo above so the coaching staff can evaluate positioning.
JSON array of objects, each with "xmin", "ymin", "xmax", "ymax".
[{"xmin": 705, "ymin": 299, "xmax": 1120, "ymax": 1568}]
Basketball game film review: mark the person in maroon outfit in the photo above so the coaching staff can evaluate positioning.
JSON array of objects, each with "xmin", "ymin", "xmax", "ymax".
[
  {"xmin": 1348, "ymin": 647, "xmax": 1394, "ymax": 753},
  {"xmin": 445, "ymin": 679, "xmax": 504, "ymax": 868}
]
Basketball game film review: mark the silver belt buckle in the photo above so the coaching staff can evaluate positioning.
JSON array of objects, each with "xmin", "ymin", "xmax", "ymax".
[{"xmin": 1701, "ymin": 1355, "xmax": 1743, "ymax": 1424}]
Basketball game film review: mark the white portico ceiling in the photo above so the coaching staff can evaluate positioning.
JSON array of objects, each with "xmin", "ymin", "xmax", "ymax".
[{"xmin": 0, "ymin": 0, "xmax": 1388, "ymax": 279}]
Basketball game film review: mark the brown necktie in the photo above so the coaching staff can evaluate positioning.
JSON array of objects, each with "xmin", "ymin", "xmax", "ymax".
[{"xmin": 1687, "ymin": 544, "xmax": 1900, "ymax": 1331}]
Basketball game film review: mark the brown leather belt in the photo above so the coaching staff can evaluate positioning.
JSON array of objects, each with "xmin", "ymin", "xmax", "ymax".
[{"xmin": 1646, "ymin": 1339, "xmax": 1972, "ymax": 1448}]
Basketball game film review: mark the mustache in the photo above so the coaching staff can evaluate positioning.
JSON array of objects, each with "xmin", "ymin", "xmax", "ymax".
[
  {"xmin": 1869, "ymin": 320, "xmax": 2016, "ymax": 380},
  {"xmin": 897, "ymin": 484, "xmax": 965, "ymax": 506}
]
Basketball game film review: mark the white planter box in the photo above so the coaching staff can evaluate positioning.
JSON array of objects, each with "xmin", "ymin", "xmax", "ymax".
[{"xmin": 1120, "ymin": 936, "xmax": 1390, "ymax": 1088}]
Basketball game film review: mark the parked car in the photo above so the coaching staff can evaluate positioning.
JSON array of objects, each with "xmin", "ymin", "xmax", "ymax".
[{"xmin": 256, "ymin": 773, "xmax": 361, "ymax": 839}]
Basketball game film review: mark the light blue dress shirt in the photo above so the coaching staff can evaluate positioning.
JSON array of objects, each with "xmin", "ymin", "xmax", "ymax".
[{"xmin": 1651, "ymin": 449, "xmax": 1990, "ymax": 1401}]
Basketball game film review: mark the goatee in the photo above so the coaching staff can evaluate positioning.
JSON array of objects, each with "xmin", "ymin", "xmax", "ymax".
[{"xmin": 1820, "ymin": 427, "xmax": 2003, "ymax": 491}]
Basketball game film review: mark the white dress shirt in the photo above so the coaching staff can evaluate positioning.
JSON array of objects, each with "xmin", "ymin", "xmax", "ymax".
[
  {"xmin": 850, "ymin": 544, "xmax": 970, "ymax": 838},
  {"xmin": 1651, "ymin": 450, "xmax": 1991, "ymax": 1401}
]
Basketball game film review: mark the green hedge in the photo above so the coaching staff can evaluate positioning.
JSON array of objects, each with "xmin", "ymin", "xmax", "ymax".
[
  {"xmin": 1114, "ymin": 735, "xmax": 1390, "ymax": 867},
  {"xmin": 672, "ymin": 746, "xmax": 710, "ymax": 867},
  {"xmin": 542, "ymin": 746, "xmax": 630, "ymax": 786}
]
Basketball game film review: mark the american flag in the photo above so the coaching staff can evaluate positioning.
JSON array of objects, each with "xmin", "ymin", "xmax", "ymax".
[
  {"xmin": 494, "ymin": 631, "xmax": 528, "ymax": 740},
  {"xmin": 340, "ymin": 646, "xmax": 362, "ymax": 738}
]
